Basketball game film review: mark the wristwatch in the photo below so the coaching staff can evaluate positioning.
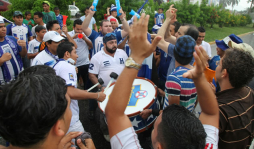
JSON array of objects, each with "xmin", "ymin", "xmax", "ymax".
[{"xmin": 125, "ymin": 57, "xmax": 141, "ymax": 70}]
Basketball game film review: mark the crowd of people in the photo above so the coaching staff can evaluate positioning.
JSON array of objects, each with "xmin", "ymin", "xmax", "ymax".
[{"xmin": 0, "ymin": 1, "xmax": 254, "ymax": 149}]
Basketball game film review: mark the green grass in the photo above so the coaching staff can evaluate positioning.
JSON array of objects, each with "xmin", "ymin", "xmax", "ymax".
[{"xmin": 204, "ymin": 24, "xmax": 254, "ymax": 43}]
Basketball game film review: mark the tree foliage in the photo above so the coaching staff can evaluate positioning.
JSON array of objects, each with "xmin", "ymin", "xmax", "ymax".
[{"xmin": 2, "ymin": 0, "xmax": 73, "ymax": 26}]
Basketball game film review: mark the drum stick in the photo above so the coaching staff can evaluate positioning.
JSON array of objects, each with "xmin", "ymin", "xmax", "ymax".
[
  {"xmin": 87, "ymin": 78, "xmax": 104, "ymax": 92},
  {"xmin": 104, "ymin": 72, "xmax": 118, "ymax": 93}
]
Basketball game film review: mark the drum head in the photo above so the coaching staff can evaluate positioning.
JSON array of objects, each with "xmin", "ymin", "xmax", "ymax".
[{"xmin": 99, "ymin": 78, "xmax": 157, "ymax": 116}]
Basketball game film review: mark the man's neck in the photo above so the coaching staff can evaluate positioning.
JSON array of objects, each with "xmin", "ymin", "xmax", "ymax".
[
  {"xmin": 14, "ymin": 23, "xmax": 22, "ymax": 26},
  {"xmin": 0, "ymin": 37, "xmax": 5, "ymax": 42},
  {"xmin": 26, "ymin": 18, "xmax": 30, "ymax": 21},
  {"xmin": 36, "ymin": 36, "xmax": 43, "ymax": 42},
  {"xmin": 103, "ymin": 48, "xmax": 115, "ymax": 57},
  {"xmin": 44, "ymin": 10, "xmax": 50, "ymax": 13},
  {"xmin": 175, "ymin": 61, "xmax": 193, "ymax": 69},
  {"xmin": 38, "ymin": 22, "xmax": 44, "ymax": 26},
  {"xmin": 218, "ymin": 80, "xmax": 234, "ymax": 92},
  {"xmin": 48, "ymin": 48, "xmax": 57, "ymax": 55},
  {"xmin": 196, "ymin": 41, "xmax": 202, "ymax": 46}
]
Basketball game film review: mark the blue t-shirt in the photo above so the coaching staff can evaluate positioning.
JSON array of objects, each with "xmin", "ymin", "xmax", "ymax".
[
  {"xmin": 209, "ymin": 55, "xmax": 220, "ymax": 71},
  {"xmin": 166, "ymin": 44, "xmax": 195, "ymax": 78},
  {"xmin": 6, "ymin": 23, "xmax": 32, "ymax": 48},
  {"xmin": 88, "ymin": 30, "xmax": 122, "ymax": 57},
  {"xmin": 56, "ymin": 14, "xmax": 63, "ymax": 29},
  {"xmin": 158, "ymin": 49, "xmax": 172, "ymax": 82},
  {"xmin": 154, "ymin": 13, "xmax": 164, "ymax": 24}
]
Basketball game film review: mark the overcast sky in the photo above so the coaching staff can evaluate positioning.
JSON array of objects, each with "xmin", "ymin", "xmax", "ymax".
[{"xmin": 225, "ymin": 0, "xmax": 251, "ymax": 11}]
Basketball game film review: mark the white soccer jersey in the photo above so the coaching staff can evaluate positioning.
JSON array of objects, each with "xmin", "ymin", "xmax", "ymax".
[
  {"xmin": 53, "ymin": 60, "xmax": 80, "ymax": 127},
  {"xmin": 31, "ymin": 50, "xmax": 57, "ymax": 67},
  {"xmin": 32, "ymin": 24, "xmax": 47, "ymax": 37},
  {"xmin": 89, "ymin": 49, "xmax": 128, "ymax": 87},
  {"xmin": 28, "ymin": 39, "xmax": 41, "ymax": 65},
  {"xmin": 68, "ymin": 30, "xmax": 90, "ymax": 67},
  {"xmin": 201, "ymin": 41, "xmax": 212, "ymax": 58}
]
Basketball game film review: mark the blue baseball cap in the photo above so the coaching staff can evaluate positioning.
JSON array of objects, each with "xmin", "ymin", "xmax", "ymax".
[
  {"xmin": 103, "ymin": 33, "xmax": 117, "ymax": 43},
  {"xmin": 215, "ymin": 34, "xmax": 243, "ymax": 51},
  {"xmin": 110, "ymin": 4, "xmax": 117, "ymax": 12},
  {"xmin": 174, "ymin": 35, "xmax": 196, "ymax": 65}
]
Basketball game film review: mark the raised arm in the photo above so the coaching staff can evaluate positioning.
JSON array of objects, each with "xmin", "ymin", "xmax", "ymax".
[
  {"xmin": 62, "ymin": 25, "xmax": 78, "ymax": 49},
  {"xmin": 105, "ymin": 14, "xmax": 161, "ymax": 138},
  {"xmin": 156, "ymin": 5, "xmax": 177, "ymax": 53},
  {"xmin": 119, "ymin": 9, "xmax": 129, "ymax": 38},
  {"xmin": 183, "ymin": 46, "xmax": 219, "ymax": 128},
  {"xmin": 82, "ymin": 5, "xmax": 96, "ymax": 36}
]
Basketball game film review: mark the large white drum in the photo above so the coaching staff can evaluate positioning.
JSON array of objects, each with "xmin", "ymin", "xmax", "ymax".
[{"xmin": 99, "ymin": 77, "xmax": 160, "ymax": 133}]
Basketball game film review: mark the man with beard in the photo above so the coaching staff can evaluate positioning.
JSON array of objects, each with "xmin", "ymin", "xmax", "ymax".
[
  {"xmin": 82, "ymin": 5, "xmax": 129, "ymax": 57},
  {"xmin": 89, "ymin": 33, "xmax": 128, "ymax": 90},
  {"xmin": 88, "ymin": 33, "xmax": 128, "ymax": 141}
]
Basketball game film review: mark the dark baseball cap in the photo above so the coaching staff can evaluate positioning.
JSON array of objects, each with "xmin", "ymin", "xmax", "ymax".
[
  {"xmin": 174, "ymin": 35, "xmax": 196, "ymax": 65},
  {"xmin": 13, "ymin": 11, "xmax": 23, "ymax": 17}
]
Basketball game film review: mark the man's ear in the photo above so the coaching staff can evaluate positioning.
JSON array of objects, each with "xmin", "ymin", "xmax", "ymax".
[
  {"xmin": 52, "ymin": 120, "xmax": 66, "ymax": 137},
  {"xmin": 64, "ymin": 51, "xmax": 70, "ymax": 58},
  {"xmin": 222, "ymin": 69, "xmax": 228, "ymax": 78}
]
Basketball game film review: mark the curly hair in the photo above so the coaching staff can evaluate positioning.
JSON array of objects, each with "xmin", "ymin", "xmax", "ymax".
[{"xmin": 222, "ymin": 48, "xmax": 254, "ymax": 88}]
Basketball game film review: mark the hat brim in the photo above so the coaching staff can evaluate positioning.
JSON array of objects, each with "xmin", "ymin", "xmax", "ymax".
[
  {"xmin": 215, "ymin": 40, "xmax": 229, "ymax": 51},
  {"xmin": 51, "ymin": 36, "xmax": 65, "ymax": 42}
]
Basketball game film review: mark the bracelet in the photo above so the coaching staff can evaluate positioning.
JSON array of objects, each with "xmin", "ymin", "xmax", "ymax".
[
  {"xmin": 120, "ymin": 18, "xmax": 125, "ymax": 22},
  {"xmin": 97, "ymin": 93, "xmax": 100, "ymax": 100}
]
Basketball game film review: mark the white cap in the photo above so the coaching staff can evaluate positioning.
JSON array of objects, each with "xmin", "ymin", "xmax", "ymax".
[
  {"xmin": 228, "ymin": 41, "xmax": 254, "ymax": 58},
  {"xmin": 0, "ymin": 16, "xmax": 4, "ymax": 24},
  {"xmin": 43, "ymin": 31, "xmax": 65, "ymax": 42}
]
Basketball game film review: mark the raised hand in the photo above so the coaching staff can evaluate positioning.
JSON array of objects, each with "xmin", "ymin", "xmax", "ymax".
[
  {"xmin": 182, "ymin": 46, "xmax": 209, "ymax": 80},
  {"xmin": 128, "ymin": 14, "xmax": 161, "ymax": 64}
]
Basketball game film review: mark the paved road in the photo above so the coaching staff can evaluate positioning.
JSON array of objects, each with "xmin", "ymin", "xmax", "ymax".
[{"xmin": 210, "ymin": 32, "xmax": 254, "ymax": 57}]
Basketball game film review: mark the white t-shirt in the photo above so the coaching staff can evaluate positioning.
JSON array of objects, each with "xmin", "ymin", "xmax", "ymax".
[
  {"xmin": 107, "ymin": 15, "xmax": 119, "ymax": 25},
  {"xmin": 53, "ymin": 60, "xmax": 79, "ymax": 127},
  {"xmin": 201, "ymin": 41, "xmax": 212, "ymax": 58},
  {"xmin": 32, "ymin": 24, "xmax": 47, "ymax": 37},
  {"xmin": 31, "ymin": 50, "xmax": 57, "ymax": 67},
  {"xmin": 80, "ymin": 15, "xmax": 96, "ymax": 30},
  {"xmin": 68, "ymin": 30, "xmax": 90, "ymax": 67},
  {"xmin": 110, "ymin": 125, "xmax": 219, "ymax": 149},
  {"xmin": 89, "ymin": 49, "xmax": 128, "ymax": 86},
  {"xmin": 27, "ymin": 39, "xmax": 41, "ymax": 65}
]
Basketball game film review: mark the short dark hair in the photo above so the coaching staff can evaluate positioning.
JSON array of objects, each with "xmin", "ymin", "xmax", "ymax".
[
  {"xmin": 54, "ymin": 7, "xmax": 59, "ymax": 10},
  {"xmin": 18, "ymin": 65, "xmax": 56, "ymax": 78},
  {"xmin": 182, "ymin": 24, "xmax": 199, "ymax": 41},
  {"xmin": 198, "ymin": 27, "xmax": 205, "ymax": 33},
  {"xmin": 0, "ymin": 67, "xmax": 67, "ymax": 147},
  {"xmin": 158, "ymin": 8, "xmax": 163, "ymax": 11},
  {"xmin": 42, "ymin": 2, "xmax": 49, "ymax": 6},
  {"xmin": 25, "ymin": 11, "xmax": 31, "ymax": 16},
  {"xmin": 100, "ymin": 19, "xmax": 110, "ymax": 27},
  {"xmin": 47, "ymin": 40, "xmax": 53, "ymax": 44},
  {"xmin": 57, "ymin": 42, "xmax": 75, "ymax": 58},
  {"xmin": 73, "ymin": 19, "xmax": 82, "ymax": 27},
  {"xmin": 173, "ymin": 21, "xmax": 181, "ymax": 33},
  {"xmin": 34, "ymin": 12, "xmax": 43, "ymax": 18},
  {"xmin": 84, "ymin": 6, "xmax": 90, "ymax": 12},
  {"xmin": 157, "ymin": 104, "xmax": 206, "ymax": 149},
  {"xmin": 46, "ymin": 20, "xmax": 59, "ymax": 30},
  {"xmin": 222, "ymin": 49, "xmax": 254, "ymax": 88},
  {"xmin": 35, "ymin": 25, "xmax": 46, "ymax": 33}
]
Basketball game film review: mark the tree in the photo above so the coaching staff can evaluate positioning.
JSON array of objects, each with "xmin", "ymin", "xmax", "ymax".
[{"xmin": 2, "ymin": 0, "xmax": 73, "ymax": 25}]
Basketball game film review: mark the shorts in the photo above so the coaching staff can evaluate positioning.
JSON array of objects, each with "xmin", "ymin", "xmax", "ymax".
[{"xmin": 110, "ymin": 127, "xmax": 142, "ymax": 149}]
